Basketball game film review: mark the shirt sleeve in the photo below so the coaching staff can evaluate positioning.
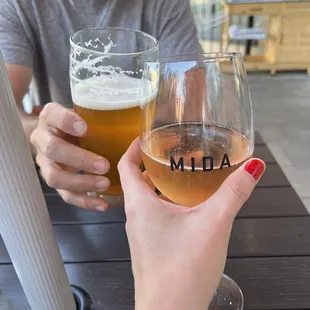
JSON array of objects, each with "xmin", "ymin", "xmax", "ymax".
[
  {"xmin": 0, "ymin": 0, "xmax": 34, "ymax": 68},
  {"xmin": 155, "ymin": 0, "xmax": 203, "ymax": 57}
]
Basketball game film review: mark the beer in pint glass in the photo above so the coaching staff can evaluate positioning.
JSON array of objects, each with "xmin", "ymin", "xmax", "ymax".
[{"xmin": 70, "ymin": 27, "xmax": 158, "ymax": 197}]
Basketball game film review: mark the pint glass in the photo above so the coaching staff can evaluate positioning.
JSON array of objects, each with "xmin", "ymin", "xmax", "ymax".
[{"xmin": 70, "ymin": 27, "xmax": 158, "ymax": 197}]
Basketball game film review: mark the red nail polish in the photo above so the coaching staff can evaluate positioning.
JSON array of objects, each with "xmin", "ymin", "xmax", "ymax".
[{"xmin": 244, "ymin": 159, "xmax": 265, "ymax": 180}]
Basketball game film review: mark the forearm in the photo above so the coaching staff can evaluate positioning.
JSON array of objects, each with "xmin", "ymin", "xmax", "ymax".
[{"xmin": 4, "ymin": 64, "xmax": 36, "ymax": 152}]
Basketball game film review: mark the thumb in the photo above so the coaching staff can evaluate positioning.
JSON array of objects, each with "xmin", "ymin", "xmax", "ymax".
[
  {"xmin": 203, "ymin": 158, "xmax": 266, "ymax": 219},
  {"xmin": 118, "ymin": 137, "xmax": 154, "ymax": 195}
]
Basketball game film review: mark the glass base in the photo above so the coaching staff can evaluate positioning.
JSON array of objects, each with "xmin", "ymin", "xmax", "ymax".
[
  {"xmin": 208, "ymin": 274, "xmax": 244, "ymax": 310},
  {"xmin": 72, "ymin": 285, "xmax": 94, "ymax": 310}
]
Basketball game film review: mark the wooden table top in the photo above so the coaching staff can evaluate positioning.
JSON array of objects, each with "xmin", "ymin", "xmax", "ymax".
[{"xmin": 0, "ymin": 132, "xmax": 309, "ymax": 310}]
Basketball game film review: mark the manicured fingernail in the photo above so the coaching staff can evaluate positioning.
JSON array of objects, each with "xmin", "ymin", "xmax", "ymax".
[
  {"xmin": 93, "ymin": 159, "xmax": 109, "ymax": 173},
  {"xmin": 72, "ymin": 120, "xmax": 87, "ymax": 135},
  {"xmin": 95, "ymin": 179, "xmax": 110, "ymax": 191},
  {"xmin": 245, "ymin": 159, "xmax": 265, "ymax": 180},
  {"xmin": 94, "ymin": 204, "xmax": 106, "ymax": 212}
]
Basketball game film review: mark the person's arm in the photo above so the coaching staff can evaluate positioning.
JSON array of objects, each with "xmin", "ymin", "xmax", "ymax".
[
  {"xmin": 0, "ymin": 2, "xmax": 112, "ymax": 209},
  {"xmin": 6, "ymin": 64, "xmax": 32, "ymax": 107},
  {"xmin": 0, "ymin": 1, "xmax": 37, "ymax": 149},
  {"xmin": 6, "ymin": 64, "xmax": 38, "ymax": 151}
]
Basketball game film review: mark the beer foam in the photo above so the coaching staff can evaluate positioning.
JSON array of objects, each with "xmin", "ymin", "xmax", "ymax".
[{"xmin": 72, "ymin": 75, "xmax": 156, "ymax": 111}]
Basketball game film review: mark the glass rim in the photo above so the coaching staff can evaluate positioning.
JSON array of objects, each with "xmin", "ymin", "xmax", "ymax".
[
  {"xmin": 147, "ymin": 52, "xmax": 243, "ymax": 65},
  {"xmin": 70, "ymin": 27, "xmax": 159, "ymax": 57}
]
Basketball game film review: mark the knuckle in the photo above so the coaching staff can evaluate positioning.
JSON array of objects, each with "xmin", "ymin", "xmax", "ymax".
[
  {"xmin": 117, "ymin": 156, "xmax": 127, "ymax": 173},
  {"xmin": 125, "ymin": 221, "xmax": 131, "ymax": 235},
  {"xmin": 117, "ymin": 160, "xmax": 123, "ymax": 173},
  {"xmin": 44, "ymin": 168, "xmax": 60, "ymax": 189},
  {"xmin": 72, "ymin": 151, "xmax": 86, "ymax": 167},
  {"xmin": 57, "ymin": 108, "xmax": 71, "ymax": 130},
  {"xmin": 30, "ymin": 129, "xmax": 38, "ymax": 146},
  {"xmin": 125, "ymin": 215, "xmax": 135, "ymax": 234},
  {"xmin": 124, "ymin": 203, "xmax": 138, "ymax": 221},
  {"xmin": 35, "ymin": 153, "xmax": 41, "ymax": 167},
  {"xmin": 228, "ymin": 179, "xmax": 249, "ymax": 203},
  {"xmin": 40, "ymin": 102, "xmax": 58, "ymax": 121},
  {"xmin": 83, "ymin": 198, "xmax": 95, "ymax": 210},
  {"xmin": 42, "ymin": 135, "xmax": 58, "ymax": 158},
  {"xmin": 59, "ymin": 191, "xmax": 72, "ymax": 204},
  {"xmin": 66, "ymin": 175, "xmax": 86, "ymax": 192}
]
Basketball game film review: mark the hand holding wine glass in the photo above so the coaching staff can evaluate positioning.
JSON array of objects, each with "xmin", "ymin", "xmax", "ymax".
[
  {"xmin": 118, "ymin": 138, "xmax": 265, "ymax": 310},
  {"xmin": 140, "ymin": 53, "xmax": 256, "ymax": 309}
]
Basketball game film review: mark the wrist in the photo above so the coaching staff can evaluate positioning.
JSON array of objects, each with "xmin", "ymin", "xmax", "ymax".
[
  {"xmin": 134, "ymin": 266, "xmax": 215, "ymax": 310},
  {"xmin": 135, "ymin": 282, "xmax": 209, "ymax": 310},
  {"xmin": 136, "ymin": 292, "xmax": 198, "ymax": 310}
]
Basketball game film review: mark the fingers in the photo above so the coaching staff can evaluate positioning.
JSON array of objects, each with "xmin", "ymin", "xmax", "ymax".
[
  {"xmin": 57, "ymin": 189, "xmax": 108, "ymax": 212},
  {"xmin": 31, "ymin": 103, "xmax": 110, "ymax": 174},
  {"xmin": 203, "ymin": 158, "xmax": 266, "ymax": 219},
  {"xmin": 39, "ymin": 102, "xmax": 87, "ymax": 136},
  {"xmin": 37, "ymin": 153, "xmax": 110, "ymax": 193},
  {"xmin": 32, "ymin": 128, "xmax": 110, "ymax": 174},
  {"xmin": 118, "ymin": 138, "xmax": 155, "ymax": 196},
  {"xmin": 31, "ymin": 102, "xmax": 112, "ymax": 212}
]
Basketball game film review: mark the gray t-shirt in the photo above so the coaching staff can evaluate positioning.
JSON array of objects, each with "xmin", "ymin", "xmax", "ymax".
[{"xmin": 0, "ymin": 0, "xmax": 201, "ymax": 107}]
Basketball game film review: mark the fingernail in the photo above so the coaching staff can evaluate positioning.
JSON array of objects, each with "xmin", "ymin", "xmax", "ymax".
[
  {"xmin": 72, "ymin": 120, "xmax": 87, "ymax": 135},
  {"xmin": 95, "ymin": 179, "xmax": 110, "ymax": 191},
  {"xmin": 94, "ymin": 204, "xmax": 106, "ymax": 212},
  {"xmin": 245, "ymin": 159, "xmax": 265, "ymax": 180},
  {"xmin": 93, "ymin": 159, "xmax": 109, "ymax": 173}
]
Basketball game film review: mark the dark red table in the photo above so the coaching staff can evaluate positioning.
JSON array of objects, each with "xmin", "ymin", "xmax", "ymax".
[{"xmin": 0, "ymin": 133, "xmax": 309, "ymax": 309}]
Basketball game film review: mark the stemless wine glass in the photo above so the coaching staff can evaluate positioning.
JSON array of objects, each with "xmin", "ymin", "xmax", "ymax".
[
  {"xmin": 70, "ymin": 27, "xmax": 158, "ymax": 202},
  {"xmin": 140, "ymin": 53, "xmax": 254, "ymax": 310}
]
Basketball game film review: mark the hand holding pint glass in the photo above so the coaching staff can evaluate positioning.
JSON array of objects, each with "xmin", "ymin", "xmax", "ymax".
[
  {"xmin": 140, "ymin": 53, "xmax": 254, "ymax": 309},
  {"xmin": 32, "ymin": 27, "xmax": 158, "ymax": 210}
]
